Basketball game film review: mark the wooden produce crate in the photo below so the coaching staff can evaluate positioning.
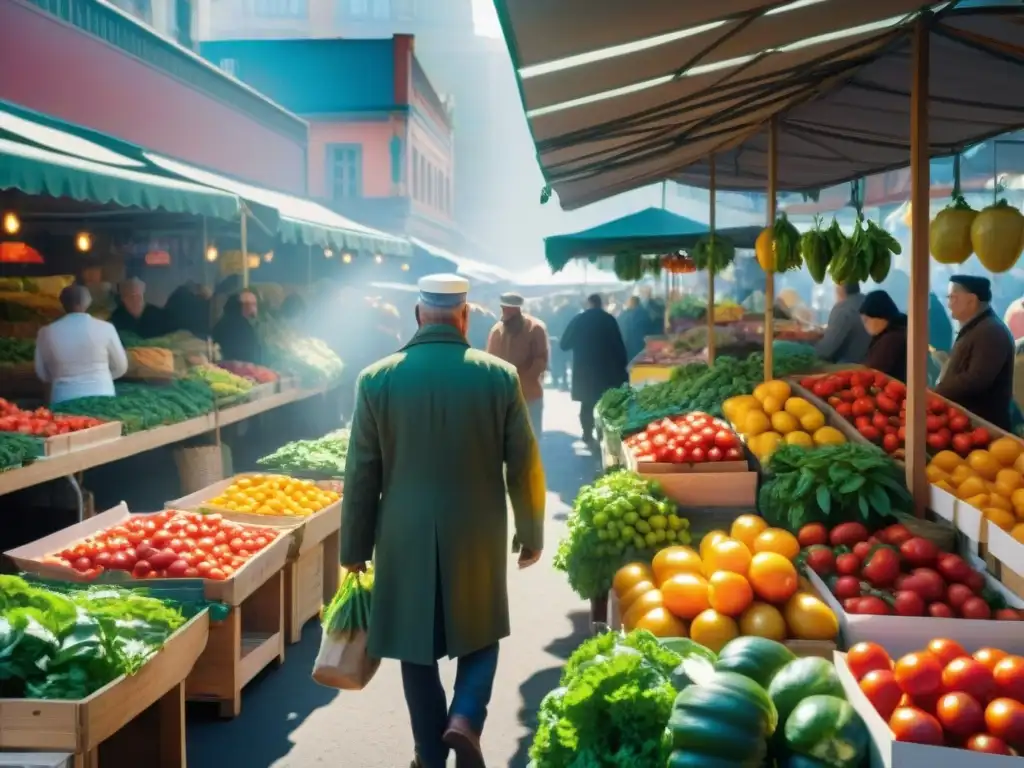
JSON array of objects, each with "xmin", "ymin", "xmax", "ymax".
[
  {"xmin": 622, "ymin": 446, "xmax": 757, "ymax": 508},
  {"xmin": 0, "ymin": 611, "xmax": 209, "ymax": 768},
  {"xmin": 787, "ymin": 379, "xmax": 878, "ymax": 450},
  {"xmin": 245, "ymin": 382, "xmax": 277, "ymax": 402},
  {"xmin": 20, "ymin": 421, "xmax": 124, "ymax": 458},
  {"xmin": 167, "ymin": 475, "xmax": 343, "ymax": 645}
]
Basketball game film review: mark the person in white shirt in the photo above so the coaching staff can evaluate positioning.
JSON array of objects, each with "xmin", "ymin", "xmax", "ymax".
[{"xmin": 35, "ymin": 285, "xmax": 129, "ymax": 405}]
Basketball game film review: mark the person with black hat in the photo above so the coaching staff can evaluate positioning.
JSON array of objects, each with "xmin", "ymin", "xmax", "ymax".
[
  {"xmin": 487, "ymin": 291, "xmax": 550, "ymax": 434},
  {"xmin": 937, "ymin": 275, "xmax": 1015, "ymax": 430},
  {"xmin": 859, "ymin": 290, "xmax": 909, "ymax": 382},
  {"xmin": 815, "ymin": 281, "xmax": 872, "ymax": 364}
]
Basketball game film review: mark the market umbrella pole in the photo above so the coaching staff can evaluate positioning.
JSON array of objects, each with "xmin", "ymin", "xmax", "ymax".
[
  {"xmin": 765, "ymin": 119, "xmax": 778, "ymax": 381},
  {"xmin": 707, "ymin": 155, "xmax": 717, "ymax": 364},
  {"xmin": 906, "ymin": 16, "xmax": 931, "ymax": 518}
]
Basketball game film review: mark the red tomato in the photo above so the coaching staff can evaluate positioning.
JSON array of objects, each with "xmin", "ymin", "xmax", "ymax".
[
  {"xmin": 895, "ymin": 652, "xmax": 944, "ymax": 697},
  {"xmin": 961, "ymin": 597, "xmax": 992, "ymax": 620},
  {"xmin": 927, "ymin": 638, "xmax": 969, "ymax": 667},
  {"xmin": 985, "ymin": 698, "xmax": 1024, "ymax": 749},
  {"xmin": 889, "ymin": 707, "xmax": 945, "ymax": 745},
  {"xmin": 196, "ymin": 561, "xmax": 213, "ymax": 576},
  {"xmin": 928, "ymin": 602, "xmax": 956, "ymax": 618},
  {"xmin": 965, "ymin": 734, "xmax": 1016, "ymax": 755},
  {"xmin": 993, "ymin": 656, "xmax": 1024, "ymax": 703},
  {"xmin": 133, "ymin": 560, "xmax": 152, "ymax": 578},
  {"xmin": 936, "ymin": 692, "xmax": 985, "ymax": 737},
  {"xmin": 943, "ymin": 658, "xmax": 996, "ymax": 704},
  {"xmin": 166, "ymin": 559, "xmax": 190, "ymax": 577},
  {"xmin": 974, "ymin": 648, "xmax": 1009, "ymax": 672},
  {"xmin": 847, "ymin": 642, "xmax": 893, "ymax": 681},
  {"xmin": 109, "ymin": 552, "xmax": 132, "ymax": 571},
  {"xmin": 72, "ymin": 557, "xmax": 92, "ymax": 572},
  {"xmin": 207, "ymin": 567, "xmax": 226, "ymax": 580},
  {"xmin": 861, "ymin": 669, "xmax": 904, "ymax": 720}
]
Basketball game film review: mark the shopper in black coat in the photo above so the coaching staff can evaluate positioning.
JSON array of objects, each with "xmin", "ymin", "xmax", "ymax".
[
  {"xmin": 560, "ymin": 294, "xmax": 629, "ymax": 442},
  {"xmin": 859, "ymin": 290, "xmax": 908, "ymax": 382}
]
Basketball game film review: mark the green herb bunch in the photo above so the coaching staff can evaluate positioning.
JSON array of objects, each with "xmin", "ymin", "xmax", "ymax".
[
  {"xmin": 259, "ymin": 430, "xmax": 349, "ymax": 477},
  {"xmin": 0, "ymin": 433, "xmax": 43, "ymax": 471},
  {"xmin": 322, "ymin": 569, "xmax": 373, "ymax": 636},
  {"xmin": 56, "ymin": 379, "xmax": 215, "ymax": 434},
  {"xmin": 758, "ymin": 443, "xmax": 911, "ymax": 531}
]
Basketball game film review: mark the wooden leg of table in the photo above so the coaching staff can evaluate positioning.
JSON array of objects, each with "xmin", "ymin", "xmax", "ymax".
[
  {"xmin": 157, "ymin": 682, "xmax": 186, "ymax": 768},
  {"xmin": 322, "ymin": 530, "xmax": 341, "ymax": 601}
]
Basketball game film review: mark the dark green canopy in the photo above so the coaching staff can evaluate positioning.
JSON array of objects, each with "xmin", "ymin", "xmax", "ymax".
[{"xmin": 545, "ymin": 207, "xmax": 762, "ymax": 271}]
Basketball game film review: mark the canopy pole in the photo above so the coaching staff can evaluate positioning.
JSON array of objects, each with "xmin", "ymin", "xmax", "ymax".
[
  {"xmin": 663, "ymin": 268, "xmax": 670, "ymax": 335},
  {"xmin": 906, "ymin": 16, "xmax": 931, "ymax": 518},
  {"xmin": 240, "ymin": 208, "xmax": 249, "ymax": 289},
  {"xmin": 765, "ymin": 118, "xmax": 778, "ymax": 381},
  {"xmin": 707, "ymin": 155, "xmax": 717, "ymax": 364}
]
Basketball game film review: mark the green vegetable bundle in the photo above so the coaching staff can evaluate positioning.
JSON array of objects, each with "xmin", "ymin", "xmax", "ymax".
[
  {"xmin": 530, "ymin": 630, "xmax": 681, "ymax": 768},
  {"xmin": 259, "ymin": 319, "xmax": 344, "ymax": 388},
  {"xmin": 759, "ymin": 443, "xmax": 911, "ymax": 531},
  {"xmin": 690, "ymin": 234, "xmax": 736, "ymax": 275},
  {"xmin": 0, "ymin": 575, "xmax": 192, "ymax": 699},
  {"xmin": 554, "ymin": 471, "xmax": 689, "ymax": 600},
  {"xmin": 56, "ymin": 379, "xmax": 216, "ymax": 433},
  {"xmin": 0, "ymin": 337, "xmax": 35, "ymax": 364},
  {"xmin": 0, "ymin": 432, "xmax": 43, "ymax": 471},
  {"xmin": 258, "ymin": 430, "xmax": 349, "ymax": 476},
  {"xmin": 322, "ymin": 569, "xmax": 374, "ymax": 635}
]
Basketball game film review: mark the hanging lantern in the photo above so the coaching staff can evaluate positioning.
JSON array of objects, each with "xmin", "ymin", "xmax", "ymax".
[
  {"xmin": 2, "ymin": 212, "xmax": 20, "ymax": 235},
  {"xmin": 75, "ymin": 232, "xmax": 92, "ymax": 252}
]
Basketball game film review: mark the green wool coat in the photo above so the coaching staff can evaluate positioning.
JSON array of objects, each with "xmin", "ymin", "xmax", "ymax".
[{"xmin": 340, "ymin": 324, "xmax": 546, "ymax": 665}]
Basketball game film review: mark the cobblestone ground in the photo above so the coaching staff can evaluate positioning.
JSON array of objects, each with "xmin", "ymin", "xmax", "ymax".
[{"xmin": 186, "ymin": 388, "xmax": 594, "ymax": 767}]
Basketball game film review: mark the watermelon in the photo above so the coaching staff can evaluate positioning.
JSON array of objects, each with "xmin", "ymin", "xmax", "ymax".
[
  {"xmin": 767, "ymin": 657, "xmax": 845, "ymax": 726},
  {"xmin": 784, "ymin": 695, "xmax": 869, "ymax": 768},
  {"xmin": 715, "ymin": 636, "xmax": 796, "ymax": 688}
]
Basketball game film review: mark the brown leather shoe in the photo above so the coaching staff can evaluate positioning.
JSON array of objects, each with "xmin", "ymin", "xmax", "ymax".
[{"xmin": 442, "ymin": 715, "xmax": 485, "ymax": 768}]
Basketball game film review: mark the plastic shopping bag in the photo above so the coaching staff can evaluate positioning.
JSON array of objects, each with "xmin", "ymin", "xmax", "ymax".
[{"xmin": 312, "ymin": 569, "xmax": 379, "ymax": 690}]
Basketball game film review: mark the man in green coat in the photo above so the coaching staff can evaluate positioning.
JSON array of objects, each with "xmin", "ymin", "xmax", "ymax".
[{"xmin": 341, "ymin": 273, "xmax": 546, "ymax": 768}]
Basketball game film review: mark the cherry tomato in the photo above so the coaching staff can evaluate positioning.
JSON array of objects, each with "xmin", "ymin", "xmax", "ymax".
[
  {"xmin": 847, "ymin": 642, "xmax": 893, "ymax": 681},
  {"xmin": 985, "ymin": 698, "xmax": 1024, "ymax": 750},
  {"xmin": 927, "ymin": 638, "xmax": 968, "ymax": 667},
  {"xmin": 72, "ymin": 557, "xmax": 92, "ymax": 572},
  {"xmin": 974, "ymin": 648, "xmax": 1009, "ymax": 672},
  {"xmin": 860, "ymin": 669, "xmax": 903, "ymax": 721},
  {"xmin": 207, "ymin": 567, "xmax": 226, "ymax": 580},
  {"xmin": 197, "ymin": 537, "xmax": 215, "ymax": 551},
  {"xmin": 133, "ymin": 560, "xmax": 152, "ymax": 578},
  {"xmin": 966, "ymin": 733, "xmax": 1016, "ymax": 755},
  {"xmin": 184, "ymin": 568, "xmax": 199, "ymax": 578},
  {"xmin": 993, "ymin": 656, "xmax": 1024, "ymax": 701},
  {"xmin": 936, "ymin": 692, "xmax": 985, "ymax": 737},
  {"xmin": 944, "ymin": 657, "xmax": 996, "ymax": 704},
  {"xmin": 93, "ymin": 551, "xmax": 112, "ymax": 568},
  {"xmin": 889, "ymin": 707, "xmax": 945, "ymax": 745},
  {"xmin": 166, "ymin": 560, "xmax": 190, "ymax": 577},
  {"xmin": 895, "ymin": 652, "xmax": 944, "ymax": 697},
  {"xmin": 196, "ymin": 561, "xmax": 213, "ymax": 576}
]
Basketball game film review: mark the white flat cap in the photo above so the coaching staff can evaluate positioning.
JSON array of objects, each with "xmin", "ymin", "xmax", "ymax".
[{"xmin": 418, "ymin": 273, "xmax": 470, "ymax": 308}]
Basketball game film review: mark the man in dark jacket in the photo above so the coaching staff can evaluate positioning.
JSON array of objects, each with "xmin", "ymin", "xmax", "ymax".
[
  {"xmin": 110, "ymin": 277, "xmax": 169, "ymax": 339},
  {"xmin": 937, "ymin": 275, "xmax": 1015, "ymax": 430},
  {"xmin": 618, "ymin": 295, "xmax": 648, "ymax": 361},
  {"xmin": 560, "ymin": 294, "xmax": 629, "ymax": 443}
]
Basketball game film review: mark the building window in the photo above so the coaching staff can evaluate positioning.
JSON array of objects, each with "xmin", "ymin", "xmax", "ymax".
[
  {"xmin": 372, "ymin": 0, "xmax": 390, "ymax": 18},
  {"xmin": 412, "ymin": 149, "xmax": 420, "ymax": 199},
  {"xmin": 341, "ymin": 0, "xmax": 369, "ymax": 18},
  {"xmin": 327, "ymin": 144, "xmax": 363, "ymax": 200},
  {"xmin": 428, "ymin": 166, "xmax": 435, "ymax": 207},
  {"xmin": 393, "ymin": 0, "xmax": 415, "ymax": 20},
  {"xmin": 219, "ymin": 58, "xmax": 238, "ymax": 76},
  {"xmin": 418, "ymin": 156, "xmax": 427, "ymax": 201},
  {"xmin": 444, "ymin": 177, "xmax": 451, "ymax": 213},
  {"xmin": 251, "ymin": 0, "xmax": 307, "ymax": 17}
]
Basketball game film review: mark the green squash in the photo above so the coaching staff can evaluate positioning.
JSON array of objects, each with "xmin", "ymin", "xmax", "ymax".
[
  {"xmin": 784, "ymin": 695, "xmax": 869, "ymax": 768},
  {"xmin": 666, "ymin": 751, "xmax": 763, "ymax": 768},
  {"xmin": 715, "ymin": 636, "xmax": 797, "ymax": 689},
  {"xmin": 767, "ymin": 657, "xmax": 845, "ymax": 726},
  {"xmin": 671, "ymin": 655, "xmax": 717, "ymax": 691},
  {"xmin": 779, "ymin": 753, "xmax": 834, "ymax": 768},
  {"xmin": 667, "ymin": 670, "xmax": 778, "ymax": 765}
]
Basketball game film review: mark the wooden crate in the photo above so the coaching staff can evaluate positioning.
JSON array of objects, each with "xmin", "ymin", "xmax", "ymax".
[
  {"xmin": 622, "ymin": 448, "xmax": 757, "ymax": 507},
  {"xmin": 186, "ymin": 568, "xmax": 285, "ymax": 718},
  {"xmin": 0, "ymin": 612, "xmax": 208, "ymax": 768},
  {"xmin": 19, "ymin": 421, "xmax": 124, "ymax": 458}
]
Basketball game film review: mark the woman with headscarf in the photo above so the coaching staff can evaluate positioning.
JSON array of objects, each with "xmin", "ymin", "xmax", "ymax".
[{"xmin": 859, "ymin": 290, "xmax": 908, "ymax": 381}]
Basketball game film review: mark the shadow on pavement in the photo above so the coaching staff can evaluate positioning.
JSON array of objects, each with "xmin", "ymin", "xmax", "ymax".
[
  {"xmin": 509, "ymin": 609, "xmax": 591, "ymax": 768},
  {"xmin": 186, "ymin": 621, "xmax": 337, "ymax": 768},
  {"xmin": 539, "ymin": 430, "xmax": 598, "ymax": 515}
]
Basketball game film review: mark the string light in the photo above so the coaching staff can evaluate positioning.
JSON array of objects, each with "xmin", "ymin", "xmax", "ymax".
[
  {"xmin": 324, "ymin": 248, "xmax": 334, "ymax": 258},
  {"xmin": 400, "ymin": 263, "xmax": 410, "ymax": 271},
  {"xmin": 263, "ymin": 251, "xmax": 274, "ymax": 263},
  {"xmin": 374, "ymin": 254, "xmax": 383, "ymax": 264},
  {"xmin": 205, "ymin": 245, "xmax": 219, "ymax": 262},
  {"xmin": 2, "ymin": 212, "xmax": 19, "ymax": 235},
  {"xmin": 75, "ymin": 232, "xmax": 92, "ymax": 252},
  {"xmin": 342, "ymin": 253, "xmax": 353, "ymax": 264},
  {"xmin": 247, "ymin": 254, "xmax": 260, "ymax": 269}
]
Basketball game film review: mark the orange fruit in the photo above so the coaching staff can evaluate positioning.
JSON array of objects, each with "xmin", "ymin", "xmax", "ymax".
[
  {"xmin": 730, "ymin": 514, "xmax": 769, "ymax": 550},
  {"xmin": 988, "ymin": 493, "xmax": 1014, "ymax": 513},
  {"xmin": 748, "ymin": 552, "xmax": 799, "ymax": 604},
  {"xmin": 1013, "ymin": 523, "xmax": 1024, "ymax": 544},
  {"xmin": 752, "ymin": 528, "xmax": 801, "ymax": 561},
  {"xmin": 964, "ymin": 493, "xmax": 991, "ymax": 511},
  {"xmin": 989, "ymin": 436, "xmax": 1023, "ymax": 467},
  {"xmin": 633, "ymin": 607, "xmax": 688, "ymax": 638},
  {"xmin": 704, "ymin": 538, "xmax": 753, "ymax": 576},
  {"xmin": 661, "ymin": 572, "xmax": 711, "ymax": 620},
  {"xmin": 951, "ymin": 464, "xmax": 979, "ymax": 486},
  {"xmin": 613, "ymin": 562, "xmax": 654, "ymax": 596},
  {"xmin": 931, "ymin": 450, "xmax": 964, "ymax": 473},
  {"xmin": 622, "ymin": 589, "xmax": 664, "ymax": 631},
  {"xmin": 934, "ymin": 479, "xmax": 955, "ymax": 494},
  {"xmin": 967, "ymin": 450, "xmax": 1001, "ymax": 481},
  {"xmin": 707, "ymin": 571, "xmax": 754, "ymax": 617},
  {"xmin": 651, "ymin": 546, "xmax": 703, "ymax": 586},
  {"xmin": 699, "ymin": 530, "xmax": 730, "ymax": 560},
  {"xmin": 995, "ymin": 469, "xmax": 1024, "ymax": 498},
  {"xmin": 926, "ymin": 465, "xmax": 950, "ymax": 484},
  {"xmin": 984, "ymin": 508, "xmax": 1017, "ymax": 532},
  {"xmin": 689, "ymin": 609, "xmax": 739, "ymax": 654},
  {"xmin": 1012, "ymin": 488, "xmax": 1024, "ymax": 514},
  {"xmin": 956, "ymin": 476, "xmax": 987, "ymax": 500},
  {"xmin": 738, "ymin": 602, "xmax": 788, "ymax": 641},
  {"xmin": 618, "ymin": 580, "xmax": 657, "ymax": 614},
  {"xmin": 1015, "ymin": 453, "xmax": 1024, "ymax": 475}
]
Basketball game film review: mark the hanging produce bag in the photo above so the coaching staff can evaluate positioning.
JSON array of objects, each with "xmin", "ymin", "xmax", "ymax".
[{"xmin": 312, "ymin": 568, "xmax": 378, "ymax": 690}]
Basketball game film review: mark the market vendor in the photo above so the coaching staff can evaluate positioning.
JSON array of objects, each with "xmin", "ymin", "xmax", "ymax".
[
  {"xmin": 35, "ymin": 285, "xmax": 128, "ymax": 405},
  {"xmin": 109, "ymin": 277, "xmax": 169, "ymax": 339},
  {"xmin": 859, "ymin": 290, "xmax": 908, "ymax": 381},
  {"xmin": 212, "ymin": 289, "xmax": 262, "ymax": 364},
  {"xmin": 815, "ymin": 281, "xmax": 871, "ymax": 364},
  {"xmin": 936, "ymin": 275, "xmax": 1015, "ymax": 430},
  {"xmin": 487, "ymin": 292, "xmax": 549, "ymax": 433}
]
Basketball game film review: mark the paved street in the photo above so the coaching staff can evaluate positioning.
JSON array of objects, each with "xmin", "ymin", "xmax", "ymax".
[{"xmin": 186, "ymin": 388, "xmax": 595, "ymax": 767}]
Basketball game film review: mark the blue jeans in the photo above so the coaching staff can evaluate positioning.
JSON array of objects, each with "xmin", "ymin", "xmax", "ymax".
[
  {"xmin": 527, "ymin": 398, "xmax": 544, "ymax": 437},
  {"xmin": 400, "ymin": 570, "xmax": 499, "ymax": 768}
]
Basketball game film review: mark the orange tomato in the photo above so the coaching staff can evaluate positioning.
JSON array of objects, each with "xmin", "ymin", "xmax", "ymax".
[
  {"xmin": 633, "ymin": 607, "xmax": 688, "ymax": 638},
  {"xmin": 651, "ymin": 546, "xmax": 703, "ymax": 585},
  {"xmin": 689, "ymin": 609, "xmax": 739, "ymax": 654},
  {"xmin": 752, "ymin": 528, "xmax": 801, "ymax": 560},
  {"xmin": 704, "ymin": 539, "xmax": 752, "ymax": 576},
  {"xmin": 700, "ymin": 530, "xmax": 730, "ymax": 560},
  {"xmin": 618, "ymin": 580, "xmax": 656, "ymax": 614},
  {"xmin": 730, "ymin": 514, "xmax": 769, "ymax": 551},
  {"xmin": 707, "ymin": 571, "xmax": 754, "ymax": 617},
  {"xmin": 661, "ymin": 572, "xmax": 711, "ymax": 620},
  {"xmin": 613, "ymin": 562, "xmax": 653, "ymax": 596},
  {"xmin": 623, "ymin": 589, "xmax": 664, "ymax": 630},
  {"xmin": 747, "ymin": 552, "xmax": 799, "ymax": 603}
]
